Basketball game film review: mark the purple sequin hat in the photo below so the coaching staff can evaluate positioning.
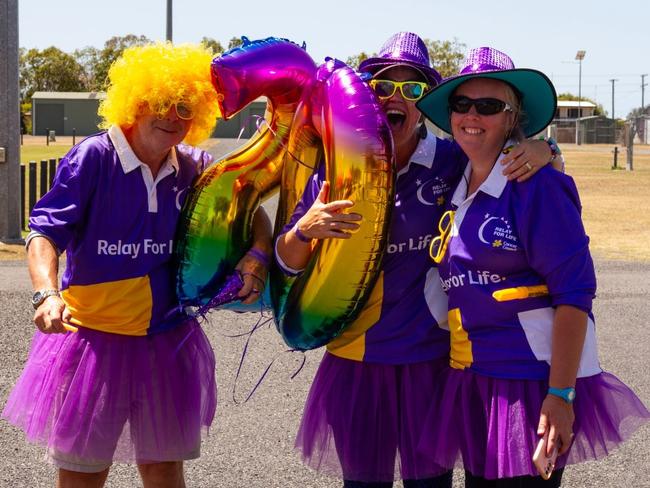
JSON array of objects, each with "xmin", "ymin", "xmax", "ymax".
[
  {"xmin": 359, "ymin": 32, "xmax": 442, "ymax": 86},
  {"xmin": 416, "ymin": 46, "xmax": 557, "ymax": 137}
]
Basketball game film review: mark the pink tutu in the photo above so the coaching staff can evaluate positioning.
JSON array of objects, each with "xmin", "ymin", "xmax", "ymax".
[
  {"xmin": 296, "ymin": 352, "xmax": 450, "ymax": 482},
  {"xmin": 2, "ymin": 320, "xmax": 217, "ymax": 467},
  {"xmin": 418, "ymin": 367, "xmax": 650, "ymax": 479}
]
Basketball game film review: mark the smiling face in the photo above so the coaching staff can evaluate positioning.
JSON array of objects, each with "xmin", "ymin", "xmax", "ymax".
[
  {"xmin": 450, "ymin": 78, "xmax": 517, "ymax": 158},
  {"xmin": 373, "ymin": 66, "xmax": 428, "ymax": 158},
  {"xmin": 126, "ymin": 105, "xmax": 193, "ymax": 167}
]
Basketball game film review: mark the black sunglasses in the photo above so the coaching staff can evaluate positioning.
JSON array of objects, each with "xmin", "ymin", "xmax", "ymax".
[{"xmin": 449, "ymin": 95, "xmax": 512, "ymax": 115}]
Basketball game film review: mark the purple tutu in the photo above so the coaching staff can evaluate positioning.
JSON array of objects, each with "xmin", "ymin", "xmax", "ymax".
[
  {"xmin": 296, "ymin": 352, "xmax": 450, "ymax": 482},
  {"xmin": 2, "ymin": 319, "xmax": 217, "ymax": 468},
  {"xmin": 419, "ymin": 367, "xmax": 650, "ymax": 479}
]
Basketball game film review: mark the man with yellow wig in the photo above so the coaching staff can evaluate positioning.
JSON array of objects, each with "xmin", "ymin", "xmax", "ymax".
[{"xmin": 2, "ymin": 43, "xmax": 272, "ymax": 487}]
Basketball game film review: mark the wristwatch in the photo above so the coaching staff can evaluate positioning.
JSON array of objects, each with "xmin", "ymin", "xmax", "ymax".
[
  {"xmin": 31, "ymin": 289, "xmax": 60, "ymax": 310},
  {"xmin": 548, "ymin": 386, "xmax": 576, "ymax": 404}
]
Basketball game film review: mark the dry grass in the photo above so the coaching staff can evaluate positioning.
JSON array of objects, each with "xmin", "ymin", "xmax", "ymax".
[
  {"xmin": 563, "ymin": 144, "xmax": 650, "ymax": 262},
  {"xmin": 3, "ymin": 143, "xmax": 650, "ymax": 262}
]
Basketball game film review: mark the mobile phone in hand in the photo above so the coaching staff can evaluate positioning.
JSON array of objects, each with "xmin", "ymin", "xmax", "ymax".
[{"xmin": 532, "ymin": 431, "xmax": 558, "ymax": 480}]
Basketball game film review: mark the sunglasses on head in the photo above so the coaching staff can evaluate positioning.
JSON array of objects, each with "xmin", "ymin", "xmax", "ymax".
[
  {"xmin": 449, "ymin": 95, "xmax": 512, "ymax": 115},
  {"xmin": 369, "ymin": 79, "xmax": 429, "ymax": 101}
]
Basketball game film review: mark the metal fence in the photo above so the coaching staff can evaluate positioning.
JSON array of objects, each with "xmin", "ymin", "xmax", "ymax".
[{"xmin": 20, "ymin": 159, "xmax": 61, "ymax": 231}]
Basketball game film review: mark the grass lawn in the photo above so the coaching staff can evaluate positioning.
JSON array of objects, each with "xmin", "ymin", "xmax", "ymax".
[{"xmin": 20, "ymin": 145, "xmax": 71, "ymax": 164}]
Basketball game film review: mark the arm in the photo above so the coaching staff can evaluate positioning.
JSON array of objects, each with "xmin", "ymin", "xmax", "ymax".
[
  {"xmin": 235, "ymin": 206, "xmax": 273, "ymax": 304},
  {"xmin": 537, "ymin": 305, "xmax": 588, "ymax": 456},
  {"xmin": 28, "ymin": 237, "xmax": 71, "ymax": 334},
  {"xmin": 501, "ymin": 138, "xmax": 564, "ymax": 181},
  {"xmin": 275, "ymin": 181, "xmax": 362, "ymax": 271}
]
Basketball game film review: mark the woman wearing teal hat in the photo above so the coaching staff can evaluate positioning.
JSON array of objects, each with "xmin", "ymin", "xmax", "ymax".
[
  {"xmin": 416, "ymin": 46, "xmax": 649, "ymax": 487},
  {"xmin": 277, "ymin": 35, "xmax": 560, "ymax": 487}
]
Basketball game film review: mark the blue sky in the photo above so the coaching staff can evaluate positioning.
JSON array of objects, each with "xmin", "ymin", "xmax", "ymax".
[{"xmin": 19, "ymin": 0, "xmax": 650, "ymax": 118}]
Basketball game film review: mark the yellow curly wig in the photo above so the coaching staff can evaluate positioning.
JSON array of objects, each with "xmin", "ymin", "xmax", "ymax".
[{"xmin": 98, "ymin": 42, "xmax": 221, "ymax": 146}]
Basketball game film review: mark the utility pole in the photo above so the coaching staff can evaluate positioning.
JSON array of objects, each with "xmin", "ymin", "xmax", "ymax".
[
  {"xmin": 610, "ymin": 79, "xmax": 617, "ymax": 120},
  {"xmin": 642, "ymin": 74, "xmax": 647, "ymax": 112},
  {"xmin": 610, "ymin": 79, "xmax": 618, "ymax": 145},
  {"xmin": 166, "ymin": 0, "xmax": 172, "ymax": 42},
  {"xmin": 0, "ymin": 0, "xmax": 22, "ymax": 242},
  {"xmin": 575, "ymin": 50, "xmax": 586, "ymax": 145}
]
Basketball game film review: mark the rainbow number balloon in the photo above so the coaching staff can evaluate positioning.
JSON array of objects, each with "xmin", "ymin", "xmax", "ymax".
[
  {"xmin": 175, "ymin": 37, "xmax": 316, "ymax": 306},
  {"xmin": 271, "ymin": 59, "xmax": 395, "ymax": 350}
]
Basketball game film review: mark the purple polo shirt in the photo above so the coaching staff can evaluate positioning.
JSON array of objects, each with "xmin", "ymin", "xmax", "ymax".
[
  {"xmin": 276, "ymin": 133, "xmax": 467, "ymax": 364},
  {"xmin": 439, "ymin": 145, "xmax": 601, "ymax": 379},
  {"xmin": 28, "ymin": 126, "xmax": 213, "ymax": 336}
]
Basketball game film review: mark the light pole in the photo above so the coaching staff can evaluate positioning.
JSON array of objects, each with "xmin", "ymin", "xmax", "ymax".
[
  {"xmin": 575, "ymin": 50, "xmax": 586, "ymax": 145},
  {"xmin": 166, "ymin": 0, "xmax": 172, "ymax": 42},
  {"xmin": 610, "ymin": 79, "xmax": 618, "ymax": 144}
]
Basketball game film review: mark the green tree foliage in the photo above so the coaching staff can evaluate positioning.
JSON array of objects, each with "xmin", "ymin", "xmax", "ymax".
[
  {"xmin": 424, "ymin": 38, "xmax": 465, "ymax": 79},
  {"xmin": 227, "ymin": 37, "xmax": 244, "ymax": 50},
  {"xmin": 557, "ymin": 92, "xmax": 605, "ymax": 116},
  {"xmin": 88, "ymin": 35, "xmax": 151, "ymax": 91},
  {"xmin": 20, "ymin": 47, "xmax": 86, "ymax": 101},
  {"xmin": 346, "ymin": 51, "xmax": 373, "ymax": 70},
  {"xmin": 200, "ymin": 37, "xmax": 224, "ymax": 56}
]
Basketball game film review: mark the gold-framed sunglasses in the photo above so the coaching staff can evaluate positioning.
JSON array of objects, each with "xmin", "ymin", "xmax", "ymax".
[
  {"xmin": 429, "ymin": 210, "xmax": 456, "ymax": 264},
  {"xmin": 369, "ymin": 79, "xmax": 430, "ymax": 101}
]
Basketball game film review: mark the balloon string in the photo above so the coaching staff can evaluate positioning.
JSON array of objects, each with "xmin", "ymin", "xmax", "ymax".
[
  {"xmin": 227, "ymin": 309, "xmax": 306, "ymax": 404},
  {"xmin": 250, "ymin": 115, "xmax": 317, "ymax": 171}
]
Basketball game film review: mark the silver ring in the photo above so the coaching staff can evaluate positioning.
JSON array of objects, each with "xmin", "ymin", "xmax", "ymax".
[{"xmin": 525, "ymin": 162, "xmax": 533, "ymax": 172}]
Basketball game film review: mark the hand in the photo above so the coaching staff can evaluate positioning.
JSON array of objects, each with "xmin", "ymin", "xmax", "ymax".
[
  {"xmin": 33, "ymin": 295, "xmax": 72, "ymax": 334},
  {"xmin": 235, "ymin": 247, "xmax": 269, "ymax": 304},
  {"xmin": 501, "ymin": 139, "xmax": 552, "ymax": 182},
  {"xmin": 295, "ymin": 182, "xmax": 362, "ymax": 240},
  {"xmin": 537, "ymin": 394, "xmax": 575, "ymax": 456}
]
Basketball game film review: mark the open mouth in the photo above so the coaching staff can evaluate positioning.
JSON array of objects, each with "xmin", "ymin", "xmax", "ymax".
[{"xmin": 386, "ymin": 109, "xmax": 406, "ymax": 128}]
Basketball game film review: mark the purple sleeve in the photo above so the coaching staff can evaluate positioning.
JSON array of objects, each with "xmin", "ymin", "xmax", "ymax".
[
  {"xmin": 28, "ymin": 146, "xmax": 99, "ymax": 253},
  {"xmin": 516, "ymin": 168, "xmax": 596, "ymax": 313},
  {"xmin": 274, "ymin": 164, "xmax": 324, "ymax": 275}
]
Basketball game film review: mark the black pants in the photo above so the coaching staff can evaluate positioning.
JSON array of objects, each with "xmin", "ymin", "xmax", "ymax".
[
  {"xmin": 343, "ymin": 470, "xmax": 453, "ymax": 487},
  {"xmin": 464, "ymin": 468, "xmax": 564, "ymax": 488}
]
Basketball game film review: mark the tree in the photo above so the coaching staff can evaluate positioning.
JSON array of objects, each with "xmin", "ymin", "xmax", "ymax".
[
  {"xmin": 200, "ymin": 37, "xmax": 224, "ymax": 56},
  {"xmin": 20, "ymin": 47, "xmax": 86, "ymax": 101},
  {"xmin": 423, "ymin": 38, "xmax": 465, "ymax": 79},
  {"xmin": 227, "ymin": 37, "xmax": 243, "ymax": 50},
  {"xmin": 74, "ymin": 46, "xmax": 101, "ymax": 90},
  {"xmin": 557, "ymin": 93, "xmax": 605, "ymax": 116},
  {"xmin": 346, "ymin": 51, "xmax": 373, "ymax": 70},
  {"xmin": 89, "ymin": 34, "xmax": 151, "ymax": 90},
  {"xmin": 627, "ymin": 106, "xmax": 650, "ymax": 119}
]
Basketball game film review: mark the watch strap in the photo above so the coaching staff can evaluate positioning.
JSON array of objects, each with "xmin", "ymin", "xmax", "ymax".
[{"xmin": 548, "ymin": 386, "xmax": 576, "ymax": 404}]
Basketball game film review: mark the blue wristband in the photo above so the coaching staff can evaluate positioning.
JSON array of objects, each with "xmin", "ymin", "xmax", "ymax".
[
  {"xmin": 293, "ymin": 224, "xmax": 312, "ymax": 243},
  {"xmin": 548, "ymin": 386, "xmax": 576, "ymax": 404}
]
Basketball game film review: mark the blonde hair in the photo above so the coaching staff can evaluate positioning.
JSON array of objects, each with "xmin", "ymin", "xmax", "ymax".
[{"xmin": 98, "ymin": 42, "xmax": 220, "ymax": 145}]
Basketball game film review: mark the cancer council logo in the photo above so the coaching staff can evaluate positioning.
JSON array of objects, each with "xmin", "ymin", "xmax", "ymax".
[
  {"xmin": 477, "ymin": 213, "xmax": 519, "ymax": 251},
  {"xmin": 415, "ymin": 177, "xmax": 450, "ymax": 206}
]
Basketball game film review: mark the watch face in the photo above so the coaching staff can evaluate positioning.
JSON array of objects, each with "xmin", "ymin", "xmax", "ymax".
[
  {"xmin": 567, "ymin": 390, "xmax": 576, "ymax": 401},
  {"xmin": 32, "ymin": 291, "xmax": 43, "ymax": 306}
]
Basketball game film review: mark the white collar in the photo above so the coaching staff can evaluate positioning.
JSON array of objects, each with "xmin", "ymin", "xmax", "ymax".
[
  {"xmin": 451, "ymin": 140, "xmax": 514, "ymax": 207},
  {"xmin": 108, "ymin": 125, "xmax": 179, "ymax": 175},
  {"xmin": 397, "ymin": 131, "xmax": 437, "ymax": 176}
]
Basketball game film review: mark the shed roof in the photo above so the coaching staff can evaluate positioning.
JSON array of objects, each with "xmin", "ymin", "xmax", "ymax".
[
  {"xmin": 557, "ymin": 100, "xmax": 596, "ymax": 108},
  {"xmin": 32, "ymin": 92, "xmax": 106, "ymax": 100}
]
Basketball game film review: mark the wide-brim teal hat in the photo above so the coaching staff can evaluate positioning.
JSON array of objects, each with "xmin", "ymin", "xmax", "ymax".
[{"xmin": 416, "ymin": 47, "xmax": 557, "ymax": 137}]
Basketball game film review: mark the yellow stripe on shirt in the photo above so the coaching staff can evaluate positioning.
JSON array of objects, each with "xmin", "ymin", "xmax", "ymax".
[
  {"xmin": 327, "ymin": 272, "xmax": 384, "ymax": 361},
  {"xmin": 62, "ymin": 276, "xmax": 153, "ymax": 336}
]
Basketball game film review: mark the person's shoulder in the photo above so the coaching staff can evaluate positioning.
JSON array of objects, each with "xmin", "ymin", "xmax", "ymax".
[
  {"xmin": 59, "ymin": 131, "xmax": 112, "ymax": 172},
  {"xmin": 176, "ymin": 143, "xmax": 214, "ymax": 172},
  {"xmin": 510, "ymin": 165, "xmax": 581, "ymax": 207}
]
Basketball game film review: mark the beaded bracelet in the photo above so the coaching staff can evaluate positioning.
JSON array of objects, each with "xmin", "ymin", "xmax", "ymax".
[
  {"xmin": 246, "ymin": 247, "xmax": 270, "ymax": 268},
  {"xmin": 292, "ymin": 223, "xmax": 312, "ymax": 243}
]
